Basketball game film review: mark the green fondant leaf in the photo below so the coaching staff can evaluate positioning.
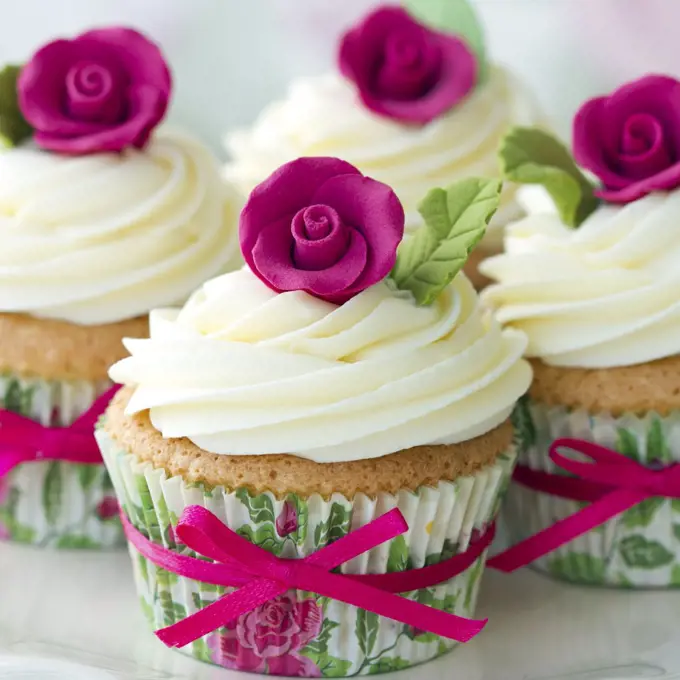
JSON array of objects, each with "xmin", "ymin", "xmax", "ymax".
[
  {"xmin": 547, "ymin": 552, "xmax": 606, "ymax": 585},
  {"xmin": 356, "ymin": 608, "xmax": 380, "ymax": 657},
  {"xmin": 0, "ymin": 65, "xmax": 32, "ymax": 148},
  {"xmin": 391, "ymin": 177, "xmax": 501, "ymax": 304},
  {"xmin": 42, "ymin": 461, "xmax": 63, "ymax": 527},
  {"xmin": 622, "ymin": 497, "xmax": 664, "ymax": 529},
  {"xmin": 671, "ymin": 565, "xmax": 680, "ymax": 586},
  {"xmin": 499, "ymin": 127, "xmax": 598, "ymax": 228},
  {"xmin": 672, "ymin": 499, "xmax": 680, "ymax": 514},
  {"xmin": 673, "ymin": 524, "xmax": 680, "ymax": 542},
  {"xmin": 616, "ymin": 428, "xmax": 640, "ymax": 461},
  {"xmin": 619, "ymin": 535, "xmax": 674, "ymax": 569},
  {"xmin": 403, "ymin": 0, "xmax": 487, "ymax": 83}
]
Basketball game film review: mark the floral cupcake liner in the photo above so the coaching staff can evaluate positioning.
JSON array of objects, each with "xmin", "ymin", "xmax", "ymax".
[
  {"xmin": 504, "ymin": 396, "xmax": 680, "ymax": 588},
  {"xmin": 0, "ymin": 374, "xmax": 123, "ymax": 549},
  {"xmin": 97, "ymin": 425, "xmax": 517, "ymax": 677}
]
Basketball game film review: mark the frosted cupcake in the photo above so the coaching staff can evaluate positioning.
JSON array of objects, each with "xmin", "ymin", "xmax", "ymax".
[
  {"xmin": 0, "ymin": 27, "xmax": 240, "ymax": 548},
  {"xmin": 97, "ymin": 157, "xmax": 531, "ymax": 675},
  {"xmin": 482, "ymin": 75, "xmax": 680, "ymax": 587},
  {"xmin": 224, "ymin": 2, "xmax": 543, "ymax": 288}
]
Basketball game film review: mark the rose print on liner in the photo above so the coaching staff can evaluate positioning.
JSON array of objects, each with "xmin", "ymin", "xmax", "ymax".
[
  {"xmin": 573, "ymin": 75, "xmax": 680, "ymax": 203},
  {"xmin": 0, "ymin": 27, "xmax": 171, "ymax": 153},
  {"xmin": 339, "ymin": 5, "xmax": 477, "ymax": 125},
  {"xmin": 276, "ymin": 500, "xmax": 298, "ymax": 538},
  {"xmin": 240, "ymin": 157, "xmax": 404, "ymax": 304},
  {"xmin": 208, "ymin": 594, "xmax": 323, "ymax": 677}
]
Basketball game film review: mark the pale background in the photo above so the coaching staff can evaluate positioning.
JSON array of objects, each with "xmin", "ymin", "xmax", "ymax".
[{"xmin": 0, "ymin": 0, "xmax": 677, "ymax": 153}]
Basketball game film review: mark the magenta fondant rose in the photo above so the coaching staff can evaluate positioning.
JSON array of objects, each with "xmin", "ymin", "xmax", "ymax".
[
  {"xmin": 209, "ymin": 594, "xmax": 323, "ymax": 677},
  {"xmin": 574, "ymin": 75, "xmax": 680, "ymax": 202},
  {"xmin": 338, "ymin": 6, "xmax": 476, "ymax": 125},
  {"xmin": 240, "ymin": 157, "xmax": 404, "ymax": 304},
  {"xmin": 18, "ymin": 27, "xmax": 171, "ymax": 154}
]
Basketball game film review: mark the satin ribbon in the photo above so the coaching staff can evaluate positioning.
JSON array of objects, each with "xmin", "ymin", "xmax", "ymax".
[
  {"xmin": 488, "ymin": 437, "xmax": 680, "ymax": 572},
  {"xmin": 122, "ymin": 505, "xmax": 495, "ymax": 649},
  {"xmin": 0, "ymin": 385, "xmax": 119, "ymax": 477}
]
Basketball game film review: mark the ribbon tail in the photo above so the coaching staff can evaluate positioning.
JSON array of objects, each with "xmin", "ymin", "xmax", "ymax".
[
  {"xmin": 157, "ymin": 579, "xmax": 287, "ymax": 648},
  {"xmin": 488, "ymin": 488, "xmax": 646, "ymax": 573},
  {"xmin": 305, "ymin": 567, "xmax": 486, "ymax": 643}
]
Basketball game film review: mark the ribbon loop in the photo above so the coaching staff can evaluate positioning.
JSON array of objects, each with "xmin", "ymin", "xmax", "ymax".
[
  {"xmin": 0, "ymin": 385, "xmax": 119, "ymax": 477},
  {"xmin": 122, "ymin": 505, "xmax": 492, "ymax": 650},
  {"xmin": 489, "ymin": 436, "xmax": 680, "ymax": 573}
]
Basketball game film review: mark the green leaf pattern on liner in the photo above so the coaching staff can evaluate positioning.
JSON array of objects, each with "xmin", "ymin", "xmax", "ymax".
[
  {"xmin": 390, "ymin": 177, "xmax": 502, "ymax": 305},
  {"xmin": 0, "ymin": 65, "xmax": 33, "ymax": 148},
  {"xmin": 505, "ymin": 399, "xmax": 680, "ymax": 588},
  {"xmin": 499, "ymin": 127, "xmax": 599, "ymax": 228},
  {"xmin": 107, "ymin": 434, "xmax": 515, "ymax": 677},
  {"xmin": 0, "ymin": 374, "xmax": 122, "ymax": 549},
  {"xmin": 403, "ymin": 0, "xmax": 488, "ymax": 84}
]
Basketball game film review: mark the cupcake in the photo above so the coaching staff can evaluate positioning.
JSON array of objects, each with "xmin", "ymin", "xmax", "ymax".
[
  {"xmin": 97, "ymin": 157, "xmax": 531, "ymax": 675},
  {"xmin": 0, "ymin": 28, "xmax": 240, "ymax": 549},
  {"xmin": 481, "ymin": 75, "xmax": 680, "ymax": 587},
  {"xmin": 224, "ymin": 3, "xmax": 544, "ymax": 288}
]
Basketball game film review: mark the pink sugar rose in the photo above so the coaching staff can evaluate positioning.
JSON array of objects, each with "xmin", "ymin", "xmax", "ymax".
[
  {"xmin": 339, "ymin": 5, "xmax": 477, "ymax": 125},
  {"xmin": 18, "ymin": 27, "xmax": 171, "ymax": 154},
  {"xmin": 573, "ymin": 75, "xmax": 680, "ymax": 203},
  {"xmin": 208, "ymin": 594, "xmax": 323, "ymax": 677},
  {"xmin": 240, "ymin": 157, "xmax": 404, "ymax": 304}
]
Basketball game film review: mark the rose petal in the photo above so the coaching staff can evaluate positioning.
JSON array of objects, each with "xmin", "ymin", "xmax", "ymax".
[
  {"xmin": 33, "ymin": 84, "xmax": 165, "ymax": 154},
  {"xmin": 291, "ymin": 205, "xmax": 350, "ymax": 271},
  {"xmin": 597, "ymin": 160, "xmax": 680, "ymax": 202},
  {"xmin": 240, "ymin": 157, "xmax": 361, "ymax": 275},
  {"xmin": 252, "ymin": 220, "xmax": 368, "ymax": 302},
  {"xmin": 573, "ymin": 96, "xmax": 632, "ymax": 189},
  {"xmin": 312, "ymin": 173, "xmax": 404, "ymax": 293},
  {"xmin": 616, "ymin": 113, "xmax": 672, "ymax": 179},
  {"xmin": 77, "ymin": 27, "xmax": 171, "ymax": 94}
]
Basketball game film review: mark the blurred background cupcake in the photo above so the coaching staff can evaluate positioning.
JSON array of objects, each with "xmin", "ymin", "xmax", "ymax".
[
  {"xmin": 481, "ymin": 74, "xmax": 680, "ymax": 587},
  {"xmin": 0, "ymin": 27, "xmax": 240, "ymax": 548},
  {"xmin": 224, "ymin": 2, "xmax": 544, "ymax": 288},
  {"xmin": 97, "ymin": 157, "xmax": 531, "ymax": 675}
]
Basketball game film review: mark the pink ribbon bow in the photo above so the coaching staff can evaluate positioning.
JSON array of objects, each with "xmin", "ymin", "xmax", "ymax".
[
  {"xmin": 0, "ymin": 386, "xmax": 119, "ymax": 478},
  {"xmin": 488, "ymin": 437, "xmax": 680, "ymax": 572},
  {"xmin": 122, "ymin": 505, "xmax": 495, "ymax": 649}
]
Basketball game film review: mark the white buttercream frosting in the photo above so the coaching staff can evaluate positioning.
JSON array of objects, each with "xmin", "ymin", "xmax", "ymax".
[
  {"xmin": 481, "ymin": 192, "xmax": 680, "ymax": 368},
  {"xmin": 0, "ymin": 129, "xmax": 240, "ymax": 325},
  {"xmin": 110, "ymin": 267, "xmax": 531, "ymax": 462},
  {"xmin": 224, "ymin": 67, "xmax": 542, "ymax": 244}
]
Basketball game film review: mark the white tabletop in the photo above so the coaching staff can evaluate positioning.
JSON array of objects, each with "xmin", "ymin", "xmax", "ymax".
[{"xmin": 1, "ymin": 542, "xmax": 679, "ymax": 680}]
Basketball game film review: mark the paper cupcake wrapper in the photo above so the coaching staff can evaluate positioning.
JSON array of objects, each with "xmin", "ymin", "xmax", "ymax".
[
  {"xmin": 0, "ymin": 373, "xmax": 123, "ymax": 549},
  {"xmin": 504, "ymin": 397, "xmax": 680, "ymax": 588},
  {"xmin": 97, "ymin": 426, "xmax": 516, "ymax": 677}
]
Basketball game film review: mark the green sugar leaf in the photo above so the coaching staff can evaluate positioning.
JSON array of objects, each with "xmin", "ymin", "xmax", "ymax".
[
  {"xmin": 0, "ymin": 65, "xmax": 32, "ymax": 148},
  {"xmin": 390, "ymin": 177, "xmax": 501, "ymax": 305},
  {"xmin": 404, "ymin": 0, "xmax": 487, "ymax": 83},
  {"xmin": 499, "ymin": 126, "xmax": 599, "ymax": 228}
]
